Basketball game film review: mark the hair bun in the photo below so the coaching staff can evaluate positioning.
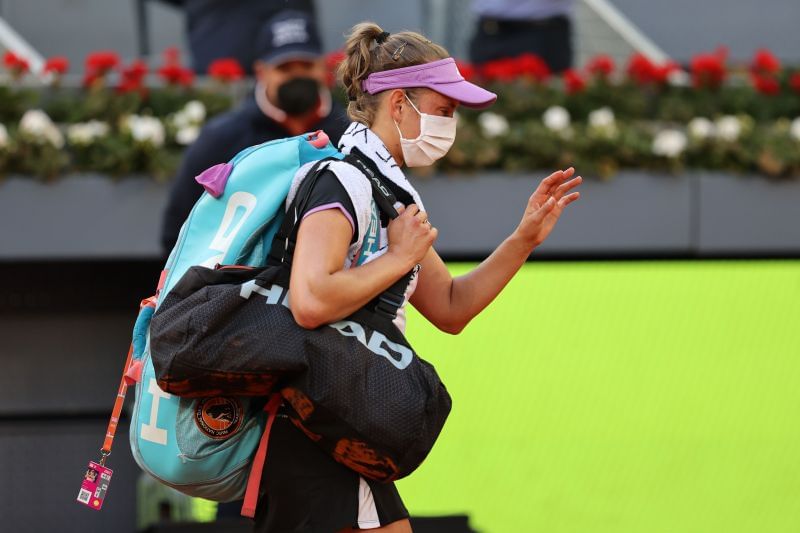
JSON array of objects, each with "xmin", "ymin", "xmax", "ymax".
[{"xmin": 376, "ymin": 31, "xmax": 391, "ymax": 44}]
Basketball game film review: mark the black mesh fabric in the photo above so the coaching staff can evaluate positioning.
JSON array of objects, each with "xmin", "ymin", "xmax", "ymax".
[{"xmin": 150, "ymin": 264, "xmax": 451, "ymax": 481}]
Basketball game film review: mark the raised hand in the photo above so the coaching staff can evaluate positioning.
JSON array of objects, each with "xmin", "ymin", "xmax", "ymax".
[{"xmin": 514, "ymin": 167, "xmax": 581, "ymax": 249}]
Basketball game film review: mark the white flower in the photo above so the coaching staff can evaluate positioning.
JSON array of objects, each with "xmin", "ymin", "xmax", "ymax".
[
  {"xmin": 716, "ymin": 115, "xmax": 742, "ymax": 142},
  {"xmin": 687, "ymin": 117, "xmax": 715, "ymax": 140},
  {"xmin": 667, "ymin": 69, "xmax": 690, "ymax": 87},
  {"xmin": 175, "ymin": 125, "xmax": 200, "ymax": 146},
  {"xmin": 0, "ymin": 124, "xmax": 8, "ymax": 149},
  {"xmin": 183, "ymin": 100, "xmax": 206, "ymax": 123},
  {"xmin": 542, "ymin": 106, "xmax": 570, "ymax": 132},
  {"xmin": 171, "ymin": 110, "xmax": 191, "ymax": 130},
  {"xmin": 19, "ymin": 110, "xmax": 51, "ymax": 135},
  {"xmin": 123, "ymin": 115, "xmax": 165, "ymax": 147},
  {"xmin": 478, "ymin": 112, "xmax": 509, "ymax": 138},
  {"xmin": 19, "ymin": 109, "xmax": 64, "ymax": 148},
  {"xmin": 171, "ymin": 100, "xmax": 207, "ymax": 130},
  {"xmin": 652, "ymin": 129, "xmax": 688, "ymax": 158},
  {"xmin": 587, "ymin": 107, "xmax": 617, "ymax": 139},
  {"xmin": 588, "ymin": 107, "xmax": 615, "ymax": 129},
  {"xmin": 789, "ymin": 117, "xmax": 800, "ymax": 142},
  {"xmin": 67, "ymin": 120, "xmax": 109, "ymax": 146}
]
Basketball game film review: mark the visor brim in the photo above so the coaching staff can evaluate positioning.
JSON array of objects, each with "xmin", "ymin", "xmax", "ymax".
[{"xmin": 433, "ymin": 79, "xmax": 497, "ymax": 109}]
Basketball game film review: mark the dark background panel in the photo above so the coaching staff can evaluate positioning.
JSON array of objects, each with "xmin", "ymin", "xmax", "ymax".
[{"xmin": 0, "ymin": 418, "xmax": 139, "ymax": 533}]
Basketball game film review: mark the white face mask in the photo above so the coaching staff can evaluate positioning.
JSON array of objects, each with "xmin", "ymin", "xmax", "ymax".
[{"xmin": 394, "ymin": 94, "xmax": 457, "ymax": 167}]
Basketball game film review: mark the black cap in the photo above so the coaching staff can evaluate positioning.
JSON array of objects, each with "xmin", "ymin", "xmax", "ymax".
[{"xmin": 256, "ymin": 10, "xmax": 322, "ymax": 65}]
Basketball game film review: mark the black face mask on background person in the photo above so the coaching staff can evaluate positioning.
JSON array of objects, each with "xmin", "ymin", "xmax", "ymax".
[{"xmin": 276, "ymin": 77, "xmax": 321, "ymax": 116}]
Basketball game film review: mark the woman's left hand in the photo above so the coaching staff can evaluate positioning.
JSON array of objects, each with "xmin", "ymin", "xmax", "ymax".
[{"xmin": 514, "ymin": 167, "xmax": 582, "ymax": 249}]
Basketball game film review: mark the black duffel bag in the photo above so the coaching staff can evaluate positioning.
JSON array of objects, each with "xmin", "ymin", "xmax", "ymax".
[{"xmin": 149, "ymin": 152, "xmax": 451, "ymax": 482}]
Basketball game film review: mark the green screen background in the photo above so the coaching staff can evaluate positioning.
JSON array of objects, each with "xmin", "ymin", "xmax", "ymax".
[{"xmin": 396, "ymin": 260, "xmax": 800, "ymax": 533}]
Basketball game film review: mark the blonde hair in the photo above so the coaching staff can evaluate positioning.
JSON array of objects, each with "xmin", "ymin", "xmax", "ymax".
[{"xmin": 338, "ymin": 22, "xmax": 449, "ymax": 125}]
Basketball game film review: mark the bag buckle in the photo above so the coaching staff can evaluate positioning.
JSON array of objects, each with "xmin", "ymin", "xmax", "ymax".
[{"xmin": 375, "ymin": 293, "xmax": 405, "ymax": 319}]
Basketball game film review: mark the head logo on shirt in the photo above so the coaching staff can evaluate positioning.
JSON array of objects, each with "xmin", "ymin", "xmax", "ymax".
[{"xmin": 356, "ymin": 201, "xmax": 382, "ymax": 266}]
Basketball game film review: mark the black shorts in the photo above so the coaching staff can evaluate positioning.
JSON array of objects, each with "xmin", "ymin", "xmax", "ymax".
[{"xmin": 253, "ymin": 409, "xmax": 409, "ymax": 532}]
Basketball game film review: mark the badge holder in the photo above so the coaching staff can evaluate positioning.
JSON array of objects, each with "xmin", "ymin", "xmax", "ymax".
[{"xmin": 77, "ymin": 330, "xmax": 142, "ymax": 510}]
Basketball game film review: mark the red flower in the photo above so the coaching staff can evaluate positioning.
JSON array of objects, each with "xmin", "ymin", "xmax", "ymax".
[
  {"xmin": 117, "ymin": 78, "xmax": 148, "ymax": 94},
  {"xmin": 43, "ymin": 56, "xmax": 69, "ymax": 75},
  {"xmin": 125, "ymin": 60, "xmax": 148, "ymax": 80},
  {"xmin": 158, "ymin": 64, "xmax": 195, "ymax": 87},
  {"xmin": 562, "ymin": 69, "xmax": 586, "ymax": 94},
  {"xmin": 481, "ymin": 57, "xmax": 519, "ymax": 82},
  {"xmin": 82, "ymin": 71, "xmax": 101, "ymax": 87},
  {"xmin": 85, "ymin": 51, "xmax": 120, "ymax": 75},
  {"xmin": 655, "ymin": 60, "xmax": 682, "ymax": 83},
  {"xmin": 156, "ymin": 46, "xmax": 194, "ymax": 87},
  {"xmin": 208, "ymin": 58, "xmax": 244, "ymax": 82},
  {"xmin": 117, "ymin": 60, "xmax": 149, "ymax": 94},
  {"xmin": 690, "ymin": 48, "xmax": 727, "ymax": 89},
  {"xmin": 626, "ymin": 53, "xmax": 657, "ymax": 84},
  {"xmin": 586, "ymin": 54, "xmax": 615, "ymax": 79},
  {"xmin": 752, "ymin": 74, "xmax": 780, "ymax": 95},
  {"xmin": 514, "ymin": 53, "xmax": 550, "ymax": 82},
  {"xmin": 3, "ymin": 51, "xmax": 29, "ymax": 75},
  {"xmin": 751, "ymin": 49, "xmax": 781, "ymax": 76},
  {"xmin": 790, "ymin": 72, "xmax": 800, "ymax": 94},
  {"xmin": 177, "ymin": 68, "xmax": 195, "ymax": 87},
  {"xmin": 324, "ymin": 50, "xmax": 346, "ymax": 86},
  {"xmin": 325, "ymin": 50, "xmax": 345, "ymax": 72},
  {"xmin": 481, "ymin": 53, "xmax": 549, "ymax": 83},
  {"xmin": 456, "ymin": 60, "xmax": 476, "ymax": 82}
]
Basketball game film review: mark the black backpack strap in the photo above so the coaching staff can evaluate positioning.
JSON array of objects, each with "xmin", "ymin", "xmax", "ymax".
[
  {"xmin": 344, "ymin": 149, "xmax": 417, "ymax": 321},
  {"xmin": 267, "ymin": 157, "xmax": 337, "ymax": 268}
]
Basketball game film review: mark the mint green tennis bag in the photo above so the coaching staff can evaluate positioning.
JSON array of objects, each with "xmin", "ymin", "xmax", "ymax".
[{"xmin": 125, "ymin": 131, "xmax": 341, "ymax": 517}]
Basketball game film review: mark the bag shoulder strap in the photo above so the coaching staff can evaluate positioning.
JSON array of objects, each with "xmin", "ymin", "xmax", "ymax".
[
  {"xmin": 343, "ymin": 149, "xmax": 416, "ymax": 320},
  {"xmin": 240, "ymin": 393, "xmax": 282, "ymax": 518},
  {"xmin": 267, "ymin": 157, "xmax": 338, "ymax": 267}
]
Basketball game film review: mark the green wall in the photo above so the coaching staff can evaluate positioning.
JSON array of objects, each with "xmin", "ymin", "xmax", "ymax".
[{"xmin": 398, "ymin": 260, "xmax": 800, "ymax": 533}]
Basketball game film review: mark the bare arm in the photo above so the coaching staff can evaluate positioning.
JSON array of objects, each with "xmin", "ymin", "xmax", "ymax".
[
  {"xmin": 410, "ymin": 168, "xmax": 582, "ymax": 334},
  {"xmin": 289, "ymin": 205, "xmax": 436, "ymax": 329}
]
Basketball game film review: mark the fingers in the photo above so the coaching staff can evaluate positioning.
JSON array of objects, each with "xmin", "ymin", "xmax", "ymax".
[
  {"xmin": 553, "ymin": 176, "xmax": 582, "ymax": 200},
  {"xmin": 541, "ymin": 167, "xmax": 575, "ymax": 192},
  {"xmin": 531, "ymin": 167, "xmax": 576, "ymax": 204},
  {"xmin": 533, "ymin": 197, "xmax": 557, "ymax": 220},
  {"xmin": 400, "ymin": 204, "xmax": 420, "ymax": 218},
  {"xmin": 558, "ymin": 191, "xmax": 580, "ymax": 208}
]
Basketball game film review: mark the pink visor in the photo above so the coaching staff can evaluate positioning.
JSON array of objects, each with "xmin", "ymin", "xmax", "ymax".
[{"xmin": 361, "ymin": 58, "xmax": 497, "ymax": 108}]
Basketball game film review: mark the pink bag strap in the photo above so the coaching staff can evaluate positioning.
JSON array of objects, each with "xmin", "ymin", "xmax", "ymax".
[{"xmin": 241, "ymin": 393, "xmax": 283, "ymax": 518}]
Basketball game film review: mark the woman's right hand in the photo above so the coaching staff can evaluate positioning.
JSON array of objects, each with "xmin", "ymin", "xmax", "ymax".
[{"xmin": 387, "ymin": 204, "xmax": 438, "ymax": 268}]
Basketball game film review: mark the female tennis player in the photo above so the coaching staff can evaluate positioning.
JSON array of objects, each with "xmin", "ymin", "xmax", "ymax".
[{"xmin": 254, "ymin": 22, "xmax": 581, "ymax": 533}]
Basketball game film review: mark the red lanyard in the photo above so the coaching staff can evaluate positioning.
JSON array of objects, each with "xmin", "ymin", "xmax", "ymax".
[
  {"xmin": 99, "ymin": 342, "xmax": 134, "ymax": 466},
  {"xmin": 99, "ymin": 295, "xmax": 155, "ymax": 465}
]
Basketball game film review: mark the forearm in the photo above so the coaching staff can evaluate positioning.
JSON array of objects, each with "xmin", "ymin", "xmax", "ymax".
[
  {"xmin": 448, "ymin": 231, "xmax": 533, "ymax": 328},
  {"xmin": 290, "ymin": 250, "xmax": 412, "ymax": 328}
]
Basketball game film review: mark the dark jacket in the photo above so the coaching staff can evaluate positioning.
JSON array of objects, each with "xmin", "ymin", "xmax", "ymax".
[{"xmin": 160, "ymin": 97, "xmax": 349, "ymax": 253}]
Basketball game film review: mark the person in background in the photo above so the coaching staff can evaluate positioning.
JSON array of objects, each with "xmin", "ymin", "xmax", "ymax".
[
  {"xmin": 160, "ymin": 9, "xmax": 349, "ymax": 253},
  {"xmin": 156, "ymin": 0, "xmax": 315, "ymax": 75},
  {"xmin": 469, "ymin": 0, "xmax": 575, "ymax": 73}
]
